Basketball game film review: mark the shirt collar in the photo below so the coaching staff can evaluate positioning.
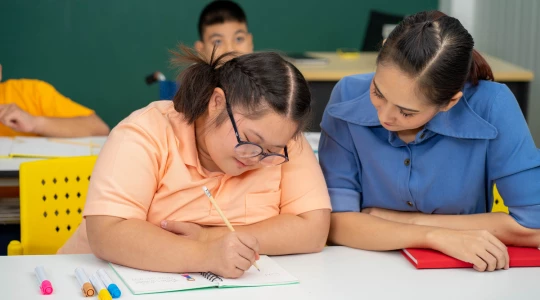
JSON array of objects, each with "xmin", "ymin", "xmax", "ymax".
[
  {"xmin": 326, "ymin": 83, "xmax": 498, "ymax": 140},
  {"xmin": 167, "ymin": 106, "xmax": 221, "ymax": 177}
]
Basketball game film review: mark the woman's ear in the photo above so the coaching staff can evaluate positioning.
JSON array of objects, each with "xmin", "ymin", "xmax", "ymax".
[
  {"xmin": 440, "ymin": 91, "xmax": 463, "ymax": 112},
  {"xmin": 207, "ymin": 87, "xmax": 226, "ymax": 118}
]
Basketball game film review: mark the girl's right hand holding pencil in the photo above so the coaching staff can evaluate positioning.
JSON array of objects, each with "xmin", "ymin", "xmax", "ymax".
[{"xmin": 203, "ymin": 231, "xmax": 260, "ymax": 278}]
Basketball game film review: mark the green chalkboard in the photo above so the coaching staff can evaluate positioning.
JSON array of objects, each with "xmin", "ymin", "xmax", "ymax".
[{"xmin": 0, "ymin": 0, "xmax": 437, "ymax": 127}]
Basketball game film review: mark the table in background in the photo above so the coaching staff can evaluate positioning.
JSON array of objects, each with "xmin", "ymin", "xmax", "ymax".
[{"xmin": 294, "ymin": 52, "xmax": 534, "ymax": 131}]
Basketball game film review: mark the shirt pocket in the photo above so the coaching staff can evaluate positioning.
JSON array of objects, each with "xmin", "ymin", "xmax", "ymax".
[{"xmin": 245, "ymin": 189, "xmax": 281, "ymax": 224}]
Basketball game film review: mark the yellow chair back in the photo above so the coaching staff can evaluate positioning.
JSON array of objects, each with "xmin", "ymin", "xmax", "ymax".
[
  {"xmin": 491, "ymin": 184, "xmax": 509, "ymax": 213},
  {"xmin": 8, "ymin": 156, "xmax": 97, "ymax": 255}
]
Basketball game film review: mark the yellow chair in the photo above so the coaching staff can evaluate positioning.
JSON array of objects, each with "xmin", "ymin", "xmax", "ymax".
[
  {"xmin": 7, "ymin": 156, "xmax": 97, "ymax": 255},
  {"xmin": 492, "ymin": 184, "xmax": 509, "ymax": 213}
]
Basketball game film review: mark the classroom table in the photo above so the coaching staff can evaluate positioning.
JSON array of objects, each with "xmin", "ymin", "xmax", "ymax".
[
  {"xmin": 0, "ymin": 137, "xmax": 107, "ymax": 187},
  {"xmin": 293, "ymin": 52, "xmax": 535, "ymax": 132},
  {"xmin": 0, "ymin": 246, "xmax": 538, "ymax": 299}
]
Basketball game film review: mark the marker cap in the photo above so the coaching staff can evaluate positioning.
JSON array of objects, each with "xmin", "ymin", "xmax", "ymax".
[{"xmin": 40, "ymin": 280, "xmax": 53, "ymax": 295}]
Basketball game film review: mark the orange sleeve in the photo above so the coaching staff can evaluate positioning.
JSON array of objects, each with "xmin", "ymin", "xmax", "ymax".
[
  {"xmin": 279, "ymin": 135, "xmax": 332, "ymax": 215},
  {"xmin": 34, "ymin": 80, "xmax": 95, "ymax": 117},
  {"xmin": 83, "ymin": 109, "xmax": 168, "ymax": 220}
]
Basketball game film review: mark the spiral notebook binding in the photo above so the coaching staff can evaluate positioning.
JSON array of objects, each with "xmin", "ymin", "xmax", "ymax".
[{"xmin": 200, "ymin": 272, "xmax": 223, "ymax": 283}]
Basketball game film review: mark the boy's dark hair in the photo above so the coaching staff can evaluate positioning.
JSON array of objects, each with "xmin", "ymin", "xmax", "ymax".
[
  {"xmin": 171, "ymin": 46, "xmax": 312, "ymax": 137},
  {"xmin": 198, "ymin": 1, "xmax": 248, "ymax": 40},
  {"xmin": 378, "ymin": 10, "xmax": 494, "ymax": 107}
]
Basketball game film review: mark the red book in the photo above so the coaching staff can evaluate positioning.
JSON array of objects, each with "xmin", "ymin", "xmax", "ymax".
[{"xmin": 401, "ymin": 247, "xmax": 540, "ymax": 269}]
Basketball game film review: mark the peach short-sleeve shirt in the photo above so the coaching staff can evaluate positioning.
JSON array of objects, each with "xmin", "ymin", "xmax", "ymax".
[{"xmin": 59, "ymin": 101, "xmax": 330, "ymax": 254}]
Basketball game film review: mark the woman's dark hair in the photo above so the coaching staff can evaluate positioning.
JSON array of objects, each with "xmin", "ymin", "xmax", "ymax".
[
  {"xmin": 171, "ymin": 46, "xmax": 312, "ymax": 136},
  {"xmin": 377, "ymin": 10, "xmax": 494, "ymax": 107}
]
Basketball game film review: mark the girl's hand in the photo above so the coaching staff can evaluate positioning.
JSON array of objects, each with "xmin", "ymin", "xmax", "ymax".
[{"xmin": 203, "ymin": 232, "xmax": 260, "ymax": 278}]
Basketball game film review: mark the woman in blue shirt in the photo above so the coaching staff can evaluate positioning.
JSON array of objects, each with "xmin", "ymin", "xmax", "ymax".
[{"xmin": 320, "ymin": 11, "xmax": 540, "ymax": 272}]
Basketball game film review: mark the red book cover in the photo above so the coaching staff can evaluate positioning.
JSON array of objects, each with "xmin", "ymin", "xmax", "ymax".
[{"xmin": 401, "ymin": 247, "xmax": 540, "ymax": 269}]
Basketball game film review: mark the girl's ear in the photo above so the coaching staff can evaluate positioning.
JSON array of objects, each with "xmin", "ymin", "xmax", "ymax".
[{"xmin": 207, "ymin": 87, "xmax": 226, "ymax": 119}]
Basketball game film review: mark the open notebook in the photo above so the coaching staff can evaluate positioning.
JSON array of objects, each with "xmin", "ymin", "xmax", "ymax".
[
  {"xmin": 0, "ymin": 137, "xmax": 106, "ymax": 158},
  {"xmin": 109, "ymin": 255, "xmax": 299, "ymax": 295},
  {"xmin": 0, "ymin": 137, "xmax": 13, "ymax": 158}
]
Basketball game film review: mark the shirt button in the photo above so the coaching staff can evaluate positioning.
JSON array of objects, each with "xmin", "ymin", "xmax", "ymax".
[
  {"xmin": 407, "ymin": 201, "xmax": 414, "ymax": 207},
  {"xmin": 404, "ymin": 158, "xmax": 411, "ymax": 166},
  {"xmin": 420, "ymin": 132, "xmax": 426, "ymax": 139}
]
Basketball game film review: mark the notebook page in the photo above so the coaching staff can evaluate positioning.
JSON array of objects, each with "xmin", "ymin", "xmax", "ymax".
[
  {"xmin": 218, "ymin": 255, "xmax": 299, "ymax": 287},
  {"xmin": 10, "ymin": 137, "xmax": 91, "ymax": 158},
  {"xmin": 0, "ymin": 138, "xmax": 13, "ymax": 158},
  {"xmin": 109, "ymin": 263, "xmax": 217, "ymax": 295}
]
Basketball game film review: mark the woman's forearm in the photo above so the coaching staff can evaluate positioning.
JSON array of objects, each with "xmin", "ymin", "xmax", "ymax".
[
  {"xmin": 329, "ymin": 212, "xmax": 438, "ymax": 250},
  {"xmin": 412, "ymin": 212, "xmax": 540, "ymax": 247}
]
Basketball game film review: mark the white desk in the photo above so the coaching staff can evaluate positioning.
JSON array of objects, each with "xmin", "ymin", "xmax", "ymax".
[
  {"xmin": 0, "ymin": 246, "xmax": 538, "ymax": 300},
  {"xmin": 0, "ymin": 137, "xmax": 107, "ymax": 187}
]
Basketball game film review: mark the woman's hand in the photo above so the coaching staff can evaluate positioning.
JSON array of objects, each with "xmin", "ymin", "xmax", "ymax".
[{"xmin": 428, "ymin": 228, "xmax": 509, "ymax": 272}]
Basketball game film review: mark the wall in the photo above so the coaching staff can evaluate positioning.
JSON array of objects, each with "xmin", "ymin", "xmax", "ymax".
[
  {"xmin": 0, "ymin": 0, "xmax": 437, "ymax": 127},
  {"xmin": 440, "ymin": 0, "xmax": 540, "ymax": 144}
]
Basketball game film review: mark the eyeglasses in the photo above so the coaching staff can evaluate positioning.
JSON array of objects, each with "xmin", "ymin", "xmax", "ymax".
[{"xmin": 225, "ymin": 100, "xmax": 289, "ymax": 166}]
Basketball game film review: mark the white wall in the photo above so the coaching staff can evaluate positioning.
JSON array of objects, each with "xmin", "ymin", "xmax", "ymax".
[{"xmin": 440, "ymin": 0, "xmax": 540, "ymax": 144}]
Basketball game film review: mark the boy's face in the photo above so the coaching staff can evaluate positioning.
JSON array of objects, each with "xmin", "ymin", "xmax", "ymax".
[{"xmin": 195, "ymin": 21, "xmax": 253, "ymax": 58}]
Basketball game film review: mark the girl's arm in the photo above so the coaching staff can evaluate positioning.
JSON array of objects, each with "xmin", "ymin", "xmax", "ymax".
[{"xmin": 87, "ymin": 215, "xmax": 260, "ymax": 278}]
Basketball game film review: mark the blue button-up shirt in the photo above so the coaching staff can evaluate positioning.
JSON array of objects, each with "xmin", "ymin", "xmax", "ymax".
[{"xmin": 319, "ymin": 73, "xmax": 540, "ymax": 229}]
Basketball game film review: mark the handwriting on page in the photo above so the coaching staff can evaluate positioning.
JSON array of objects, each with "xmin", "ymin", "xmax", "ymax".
[{"xmin": 132, "ymin": 276, "xmax": 182, "ymax": 285}]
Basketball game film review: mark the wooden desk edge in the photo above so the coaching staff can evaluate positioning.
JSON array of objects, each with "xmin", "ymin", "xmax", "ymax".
[{"xmin": 299, "ymin": 52, "xmax": 534, "ymax": 82}]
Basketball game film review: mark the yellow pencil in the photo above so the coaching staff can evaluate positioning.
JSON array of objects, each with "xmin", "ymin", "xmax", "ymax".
[
  {"xmin": 48, "ymin": 138, "xmax": 101, "ymax": 148},
  {"xmin": 202, "ymin": 186, "xmax": 260, "ymax": 271}
]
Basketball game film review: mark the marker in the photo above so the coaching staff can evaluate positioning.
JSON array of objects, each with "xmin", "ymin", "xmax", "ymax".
[
  {"xmin": 181, "ymin": 274, "xmax": 195, "ymax": 281},
  {"xmin": 89, "ymin": 274, "xmax": 112, "ymax": 300},
  {"xmin": 97, "ymin": 269, "xmax": 121, "ymax": 298},
  {"xmin": 34, "ymin": 266, "xmax": 53, "ymax": 295},
  {"xmin": 75, "ymin": 267, "xmax": 95, "ymax": 297}
]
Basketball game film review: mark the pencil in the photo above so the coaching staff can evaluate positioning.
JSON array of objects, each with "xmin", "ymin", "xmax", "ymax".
[
  {"xmin": 48, "ymin": 138, "xmax": 101, "ymax": 148},
  {"xmin": 202, "ymin": 186, "xmax": 260, "ymax": 271}
]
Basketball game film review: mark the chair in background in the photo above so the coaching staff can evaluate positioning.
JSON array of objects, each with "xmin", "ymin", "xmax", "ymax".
[
  {"xmin": 361, "ymin": 10, "xmax": 404, "ymax": 52},
  {"xmin": 145, "ymin": 71, "xmax": 178, "ymax": 100},
  {"xmin": 492, "ymin": 184, "xmax": 509, "ymax": 213},
  {"xmin": 7, "ymin": 156, "xmax": 97, "ymax": 255},
  {"xmin": 159, "ymin": 81, "xmax": 179, "ymax": 100}
]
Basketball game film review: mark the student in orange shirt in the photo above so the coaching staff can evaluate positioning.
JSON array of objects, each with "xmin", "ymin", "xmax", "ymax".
[
  {"xmin": 58, "ymin": 47, "xmax": 331, "ymax": 278},
  {"xmin": 0, "ymin": 64, "xmax": 109, "ymax": 137}
]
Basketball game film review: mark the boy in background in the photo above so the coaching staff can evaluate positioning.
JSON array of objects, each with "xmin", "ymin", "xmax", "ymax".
[{"xmin": 195, "ymin": 0, "xmax": 253, "ymax": 58}]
